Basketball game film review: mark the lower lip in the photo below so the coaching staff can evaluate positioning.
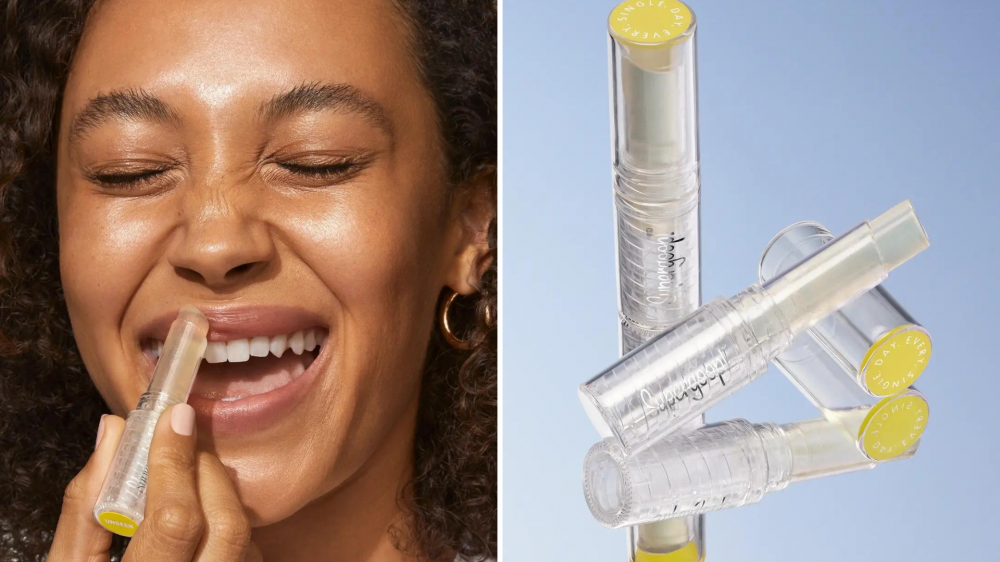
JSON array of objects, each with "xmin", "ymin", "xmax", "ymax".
[{"xmin": 179, "ymin": 347, "xmax": 328, "ymax": 436}]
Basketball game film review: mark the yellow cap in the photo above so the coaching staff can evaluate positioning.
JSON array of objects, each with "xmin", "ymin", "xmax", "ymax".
[
  {"xmin": 858, "ymin": 392, "xmax": 929, "ymax": 461},
  {"xmin": 609, "ymin": 0, "xmax": 694, "ymax": 47},
  {"xmin": 861, "ymin": 325, "xmax": 932, "ymax": 397},
  {"xmin": 97, "ymin": 511, "xmax": 139, "ymax": 537},
  {"xmin": 635, "ymin": 542, "xmax": 701, "ymax": 562}
]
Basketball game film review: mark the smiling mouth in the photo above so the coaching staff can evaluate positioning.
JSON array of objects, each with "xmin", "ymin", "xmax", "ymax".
[{"xmin": 141, "ymin": 328, "xmax": 327, "ymax": 402}]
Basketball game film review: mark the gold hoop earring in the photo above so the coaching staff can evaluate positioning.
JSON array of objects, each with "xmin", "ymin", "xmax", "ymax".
[{"xmin": 439, "ymin": 289, "xmax": 475, "ymax": 350}]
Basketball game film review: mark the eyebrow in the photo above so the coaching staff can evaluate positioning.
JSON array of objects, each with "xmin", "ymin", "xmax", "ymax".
[
  {"xmin": 68, "ymin": 82, "xmax": 392, "ymax": 144},
  {"xmin": 68, "ymin": 88, "xmax": 180, "ymax": 143},
  {"xmin": 257, "ymin": 82, "xmax": 392, "ymax": 136}
]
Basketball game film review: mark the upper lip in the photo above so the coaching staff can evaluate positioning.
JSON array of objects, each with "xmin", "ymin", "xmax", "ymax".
[{"xmin": 137, "ymin": 305, "xmax": 327, "ymax": 342}]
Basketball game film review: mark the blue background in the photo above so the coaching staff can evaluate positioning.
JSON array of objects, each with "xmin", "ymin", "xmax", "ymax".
[{"xmin": 502, "ymin": 1, "xmax": 1000, "ymax": 560}]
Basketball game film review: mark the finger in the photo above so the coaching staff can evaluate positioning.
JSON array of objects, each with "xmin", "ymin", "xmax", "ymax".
[
  {"xmin": 192, "ymin": 452, "xmax": 252, "ymax": 560},
  {"xmin": 48, "ymin": 414, "xmax": 126, "ymax": 562},
  {"xmin": 124, "ymin": 403, "xmax": 203, "ymax": 562}
]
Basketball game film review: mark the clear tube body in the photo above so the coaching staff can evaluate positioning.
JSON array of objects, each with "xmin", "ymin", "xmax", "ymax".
[
  {"xmin": 608, "ymin": 1, "xmax": 702, "ymax": 558},
  {"xmin": 611, "ymin": 5, "xmax": 699, "ymax": 331},
  {"xmin": 579, "ymin": 201, "xmax": 929, "ymax": 453},
  {"xmin": 584, "ymin": 410, "xmax": 924, "ymax": 527},
  {"xmin": 760, "ymin": 221, "xmax": 931, "ymax": 398},
  {"xmin": 93, "ymin": 307, "xmax": 209, "ymax": 536},
  {"xmin": 616, "ymin": 195, "xmax": 699, "ymax": 333}
]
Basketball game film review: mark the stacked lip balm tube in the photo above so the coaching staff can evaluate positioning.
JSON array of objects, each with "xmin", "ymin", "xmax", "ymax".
[
  {"xmin": 583, "ymin": 2, "xmax": 932, "ymax": 561},
  {"xmin": 606, "ymin": 0, "xmax": 705, "ymax": 559},
  {"xmin": 581, "ymin": 201, "xmax": 931, "ymax": 527}
]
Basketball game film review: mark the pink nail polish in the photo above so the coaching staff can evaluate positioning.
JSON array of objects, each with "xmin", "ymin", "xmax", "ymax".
[
  {"xmin": 94, "ymin": 415, "xmax": 107, "ymax": 451},
  {"xmin": 170, "ymin": 403, "xmax": 195, "ymax": 436}
]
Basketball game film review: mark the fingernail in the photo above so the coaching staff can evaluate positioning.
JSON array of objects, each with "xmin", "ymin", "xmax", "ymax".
[
  {"xmin": 94, "ymin": 415, "xmax": 107, "ymax": 451},
  {"xmin": 170, "ymin": 403, "xmax": 195, "ymax": 436}
]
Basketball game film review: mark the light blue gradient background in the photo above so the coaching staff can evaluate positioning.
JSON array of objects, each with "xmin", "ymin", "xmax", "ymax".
[{"xmin": 503, "ymin": 1, "xmax": 1000, "ymax": 560}]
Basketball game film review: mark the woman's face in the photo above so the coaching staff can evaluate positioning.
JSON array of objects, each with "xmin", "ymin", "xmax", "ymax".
[{"xmin": 56, "ymin": 0, "xmax": 478, "ymax": 524}]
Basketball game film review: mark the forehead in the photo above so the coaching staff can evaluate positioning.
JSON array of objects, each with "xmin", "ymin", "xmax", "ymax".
[{"xmin": 65, "ymin": 0, "xmax": 419, "ymax": 113}]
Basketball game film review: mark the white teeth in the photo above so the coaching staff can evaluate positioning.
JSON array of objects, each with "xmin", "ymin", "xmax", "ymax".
[
  {"xmin": 176, "ymin": 330, "xmax": 325, "ymax": 364},
  {"xmin": 227, "ymin": 339, "xmax": 250, "ymax": 362},
  {"xmin": 270, "ymin": 334, "xmax": 287, "ymax": 358},
  {"xmin": 205, "ymin": 342, "xmax": 229, "ymax": 363},
  {"xmin": 289, "ymin": 331, "xmax": 305, "ymax": 355},
  {"xmin": 156, "ymin": 340, "xmax": 164, "ymax": 357},
  {"xmin": 249, "ymin": 336, "xmax": 270, "ymax": 357}
]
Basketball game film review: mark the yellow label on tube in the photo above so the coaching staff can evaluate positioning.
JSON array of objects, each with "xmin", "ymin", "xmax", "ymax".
[
  {"xmin": 858, "ymin": 393, "xmax": 929, "ymax": 461},
  {"xmin": 97, "ymin": 511, "xmax": 139, "ymax": 537},
  {"xmin": 861, "ymin": 325, "xmax": 932, "ymax": 397},
  {"xmin": 609, "ymin": 0, "xmax": 693, "ymax": 46}
]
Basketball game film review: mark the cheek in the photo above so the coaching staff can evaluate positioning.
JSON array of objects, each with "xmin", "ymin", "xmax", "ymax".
[
  {"xmin": 58, "ymin": 192, "xmax": 165, "ymax": 393},
  {"xmin": 290, "ymin": 186, "xmax": 445, "ymax": 408},
  {"xmin": 60, "ymin": 202, "xmax": 159, "ymax": 306},
  {"xmin": 282, "ymin": 191, "xmax": 440, "ymax": 421},
  {"xmin": 281, "ymin": 186, "xmax": 445, "ymax": 328}
]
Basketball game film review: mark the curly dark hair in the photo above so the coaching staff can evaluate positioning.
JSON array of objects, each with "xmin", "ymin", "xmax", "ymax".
[{"xmin": 0, "ymin": 0, "xmax": 497, "ymax": 560}]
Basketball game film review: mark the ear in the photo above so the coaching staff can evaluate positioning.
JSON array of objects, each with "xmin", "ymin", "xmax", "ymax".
[{"xmin": 443, "ymin": 168, "xmax": 496, "ymax": 295}]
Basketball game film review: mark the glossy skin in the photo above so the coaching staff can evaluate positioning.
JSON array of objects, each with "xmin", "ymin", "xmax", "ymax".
[{"xmin": 49, "ymin": 0, "xmax": 491, "ymax": 560}]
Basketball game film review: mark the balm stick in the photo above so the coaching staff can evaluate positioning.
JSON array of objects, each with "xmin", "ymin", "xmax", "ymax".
[
  {"xmin": 93, "ymin": 306, "xmax": 208, "ymax": 536},
  {"xmin": 580, "ymin": 201, "xmax": 930, "ymax": 455},
  {"xmin": 584, "ymin": 391, "xmax": 928, "ymax": 527},
  {"xmin": 606, "ymin": 0, "xmax": 703, "ymax": 558},
  {"xmin": 759, "ymin": 220, "xmax": 932, "ymax": 401}
]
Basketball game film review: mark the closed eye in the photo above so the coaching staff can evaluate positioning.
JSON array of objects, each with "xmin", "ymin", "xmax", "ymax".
[
  {"xmin": 88, "ymin": 169, "xmax": 169, "ymax": 190},
  {"xmin": 278, "ymin": 162, "xmax": 358, "ymax": 178}
]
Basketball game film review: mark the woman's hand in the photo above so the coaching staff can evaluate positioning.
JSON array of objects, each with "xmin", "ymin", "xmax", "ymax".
[{"xmin": 48, "ymin": 404, "xmax": 263, "ymax": 561}]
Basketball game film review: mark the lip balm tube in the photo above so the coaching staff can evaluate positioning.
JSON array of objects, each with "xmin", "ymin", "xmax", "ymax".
[
  {"xmin": 579, "ymin": 200, "xmax": 930, "ymax": 454},
  {"xmin": 610, "ymin": 0, "xmax": 700, "ymax": 335},
  {"xmin": 584, "ymin": 392, "xmax": 929, "ymax": 527},
  {"xmin": 607, "ymin": 1, "xmax": 703, "ymax": 557},
  {"xmin": 93, "ymin": 306, "xmax": 209, "ymax": 536},
  {"xmin": 760, "ymin": 221, "xmax": 932, "ymax": 399}
]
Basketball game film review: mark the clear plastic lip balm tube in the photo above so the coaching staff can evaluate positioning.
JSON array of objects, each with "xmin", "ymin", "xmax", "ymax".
[
  {"xmin": 584, "ymin": 392, "xmax": 929, "ymax": 527},
  {"xmin": 606, "ymin": 1, "xmax": 703, "ymax": 558},
  {"xmin": 93, "ymin": 306, "xmax": 209, "ymax": 536},
  {"xmin": 609, "ymin": 0, "xmax": 700, "ymax": 336},
  {"xmin": 579, "ymin": 200, "xmax": 930, "ymax": 455},
  {"xmin": 760, "ymin": 221, "xmax": 932, "ymax": 399}
]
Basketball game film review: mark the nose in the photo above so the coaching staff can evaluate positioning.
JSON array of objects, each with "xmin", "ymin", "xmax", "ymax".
[{"xmin": 167, "ymin": 192, "xmax": 275, "ymax": 290}]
